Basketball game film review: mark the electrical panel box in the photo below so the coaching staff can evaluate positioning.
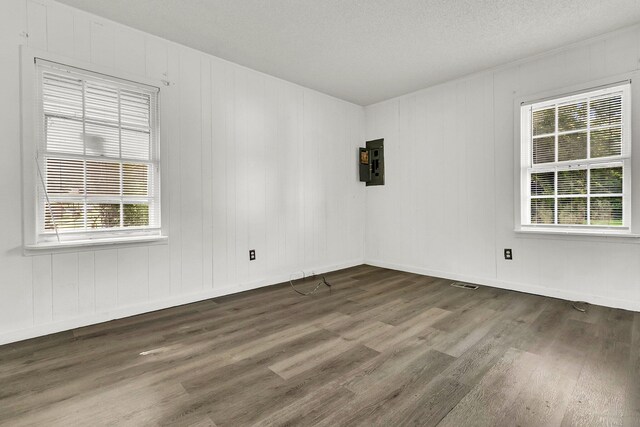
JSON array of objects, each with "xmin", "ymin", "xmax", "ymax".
[{"xmin": 359, "ymin": 138, "xmax": 384, "ymax": 186}]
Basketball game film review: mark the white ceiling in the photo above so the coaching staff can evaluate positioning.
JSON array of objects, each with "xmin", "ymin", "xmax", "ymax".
[{"xmin": 56, "ymin": 0, "xmax": 640, "ymax": 105}]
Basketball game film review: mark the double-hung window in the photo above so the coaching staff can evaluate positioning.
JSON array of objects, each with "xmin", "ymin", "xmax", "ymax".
[
  {"xmin": 34, "ymin": 59, "xmax": 161, "ymax": 244},
  {"xmin": 520, "ymin": 83, "xmax": 631, "ymax": 233}
]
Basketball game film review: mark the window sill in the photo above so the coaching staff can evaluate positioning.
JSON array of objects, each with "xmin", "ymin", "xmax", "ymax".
[
  {"xmin": 515, "ymin": 227, "xmax": 640, "ymax": 239},
  {"xmin": 24, "ymin": 235, "xmax": 168, "ymax": 255}
]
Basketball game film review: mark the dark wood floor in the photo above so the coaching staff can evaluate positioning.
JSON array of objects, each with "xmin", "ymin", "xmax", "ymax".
[{"xmin": 1, "ymin": 265, "xmax": 639, "ymax": 426}]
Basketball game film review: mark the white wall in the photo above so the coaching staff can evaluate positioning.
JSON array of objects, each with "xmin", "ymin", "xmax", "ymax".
[
  {"xmin": 0, "ymin": 0, "xmax": 365, "ymax": 344},
  {"xmin": 365, "ymin": 25, "xmax": 640, "ymax": 311}
]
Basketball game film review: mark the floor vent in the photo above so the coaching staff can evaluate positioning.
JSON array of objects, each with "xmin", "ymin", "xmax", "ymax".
[{"xmin": 450, "ymin": 282, "xmax": 479, "ymax": 290}]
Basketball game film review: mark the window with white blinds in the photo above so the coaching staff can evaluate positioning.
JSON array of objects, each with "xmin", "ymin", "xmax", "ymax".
[
  {"xmin": 520, "ymin": 83, "xmax": 631, "ymax": 231},
  {"xmin": 35, "ymin": 59, "xmax": 160, "ymax": 243}
]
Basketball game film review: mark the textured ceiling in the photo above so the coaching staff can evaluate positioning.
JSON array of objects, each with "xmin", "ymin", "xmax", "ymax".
[{"xmin": 56, "ymin": 0, "xmax": 640, "ymax": 105}]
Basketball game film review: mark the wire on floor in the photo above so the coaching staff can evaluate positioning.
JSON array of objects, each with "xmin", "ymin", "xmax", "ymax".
[
  {"xmin": 571, "ymin": 301, "xmax": 588, "ymax": 312},
  {"xmin": 289, "ymin": 271, "xmax": 331, "ymax": 296}
]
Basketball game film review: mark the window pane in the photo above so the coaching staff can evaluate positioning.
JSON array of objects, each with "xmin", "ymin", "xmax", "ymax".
[
  {"xmin": 84, "ymin": 122, "xmax": 120, "ymax": 158},
  {"xmin": 590, "ymin": 197, "xmax": 622, "ymax": 226},
  {"xmin": 121, "ymin": 129, "xmax": 150, "ymax": 160},
  {"xmin": 590, "ymin": 127, "xmax": 621, "ymax": 158},
  {"xmin": 121, "ymin": 90, "xmax": 150, "ymax": 129},
  {"xmin": 45, "ymin": 202, "xmax": 84, "ymax": 230},
  {"xmin": 590, "ymin": 94, "xmax": 622, "ymax": 127},
  {"xmin": 85, "ymin": 83, "xmax": 119, "ymax": 123},
  {"xmin": 590, "ymin": 167, "xmax": 622, "ymax": 194},
  {"xmin": 123, "ymin": 163, "xmax": 149, "ymax": 196},
  {"xmin": 557, "ymin": 169, "xmax": 586, "ymax": 195},
  {"xmin": 46, "ymin": 158, "xmax": 84, "ymax": 195},
  {"xmin": 532, "ymin": 136, "xmax": 555, "ymax": 164},
  {"xmin": 558, "ymin": 132, "xmax": 587, "ymax": 161},
  {"xmin": 558, "ymin": 197, "xmax": 587, "ymax": 225},
  {"xmin": 558, "ymin": 101, "xmax": 587, "ymax": 132},
  {"xmin": 42, "ymin": 73, "xmax": 83, "ymax": 118},
  {"xmin": 87, "ymin": 203, "xmax": 120, "ymax": 228},
  {"xmin": 124, "ymin": 203, "xmax": 149, "ymax": 227},
  {"xmin": 86, "ymin": 161, "xmax": 120, "ymax": 195},
  {"xmin": 530, "ymin": 172, "xmax": 554, "ymax": 196},
  {"xmin": 532, "ymin": 107, "xmax": 555, "ymax": 136},
  {"xmin": 46, "ymin": 116, "xmax": 84, "ymax": 154},
  {"xmin": 531, "ymin": 198, "xmax": 554, "ymax": 224}
]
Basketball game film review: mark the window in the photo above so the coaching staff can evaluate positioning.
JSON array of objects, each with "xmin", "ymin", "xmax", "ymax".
[
  {"xmin": 520, "ymin": 83, "xmax": 631, "ymax": 233},
  {"xmin": 34, "ymin": 59, "xmax": 161, "ymax": 244}
]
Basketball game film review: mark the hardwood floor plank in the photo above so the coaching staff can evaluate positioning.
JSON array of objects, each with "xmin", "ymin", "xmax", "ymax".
[
  {"xmin": 228, "ymin": 323, "xmax": 320, "ymax": 361},
  {"xmin": 378, "ymin": 376, "xmax": 471, "ymax": 426},
  {"xmin": 314, "ymin": 348, "xmax": 455, "ymax": 426},
  {"xmin": 344, "ymin": 340, "xmax": 448, "ymax": 395},
  {"xmin": 438, "ymin": 348, "xmax": 541, "ymax": 427},
  {"xmin": 562, "ymin": 339, "xmax": 631, "ymax": 426},
  {"xmin": 175, "ymin": 345, "xmax": 379, "ymax": 426},
  {"xmin": 498, "ymin": 364, "xmax": 577, "ymax": 427},
  {"xmin": 252, "ymin": 385, "xmax": 356, "ymax": 427},
  {"xmin": 428, "ymin": 307, "xmax": 500, "ymax": 357},
  {"xmin": 268, "ymin": 336, "xmax": 355, "ymax": 379},
  {"xmin": 364, "ymin": 306, "xmax": 450, "ymax": 352}
]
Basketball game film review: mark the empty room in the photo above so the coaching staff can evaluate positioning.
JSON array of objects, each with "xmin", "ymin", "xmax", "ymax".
[{"xmin": 1, "ymin": 0, "xmax": 640, "ymax": 425}]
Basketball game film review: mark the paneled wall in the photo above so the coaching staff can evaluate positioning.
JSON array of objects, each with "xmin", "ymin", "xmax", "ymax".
[
  {"xmin": 0, "ymin": 0, "xmax": 365, "ymax": 344},
  {"xmin": 365, "ymin": 25, "xmax": 640, "ymax": 311}
]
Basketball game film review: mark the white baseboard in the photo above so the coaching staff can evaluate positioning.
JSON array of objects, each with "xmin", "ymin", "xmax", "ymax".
[
  {"xmin": 0, "ymin": 259, "xmax": 364, "ymax": 346},
  {"xmin": 366, "ymin": 259, "xmax": 640, "ymax": 313}
]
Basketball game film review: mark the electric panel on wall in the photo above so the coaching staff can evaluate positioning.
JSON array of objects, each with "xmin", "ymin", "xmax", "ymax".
[{"xmin": 359, "ymin": 138, "xmax": 384, "ymax": 186}]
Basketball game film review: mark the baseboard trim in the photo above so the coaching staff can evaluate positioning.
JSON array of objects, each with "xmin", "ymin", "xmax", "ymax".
[
  {"xmin": 0, "ymin": 259, "xmax": 364, "ymax": 346},
  {"xmin": 365, "ymin": 259, "xmax": 640, "ymax": 313}
]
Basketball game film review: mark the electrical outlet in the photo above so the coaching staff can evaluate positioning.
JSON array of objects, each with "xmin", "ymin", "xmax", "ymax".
[
  {"xmin": 249, "ymin": 249, "xmax": 256, "ymax": 261},
  {"xmin": 504, "ymin": 249, "xmax": 513, "ymax": 260}
]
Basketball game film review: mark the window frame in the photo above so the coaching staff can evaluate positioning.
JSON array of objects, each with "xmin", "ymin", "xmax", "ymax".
[
  {"xmin": 516, "ymin": 77, "xmax": 636, "ymax": 236},
  {"xmin": 21, "ymin": 47, "xmax": 166, "ymax": 251}
]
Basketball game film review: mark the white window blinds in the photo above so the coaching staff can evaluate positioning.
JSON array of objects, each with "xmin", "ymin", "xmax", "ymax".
[
  {"xmin": 35, "ymin": 59, "xmax": 160, "ymax": 242},
  {"xmin": 521, "ymin": 83, "xmax": 631, "ymax": 230}
]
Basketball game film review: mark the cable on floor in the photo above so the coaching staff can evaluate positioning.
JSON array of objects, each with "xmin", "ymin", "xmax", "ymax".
[
  {"xmin": 571, "ymin": 301, "xmax": 588, "ymax": 312},
  {"xmin": 289, "ymin": 271, "xmax": 331, "ymax": 296}
]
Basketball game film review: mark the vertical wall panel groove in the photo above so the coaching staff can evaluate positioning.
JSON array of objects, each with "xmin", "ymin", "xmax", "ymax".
[{"xmin": 201, "ymin": 59, "xmax": 213, "ymax": 289}]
